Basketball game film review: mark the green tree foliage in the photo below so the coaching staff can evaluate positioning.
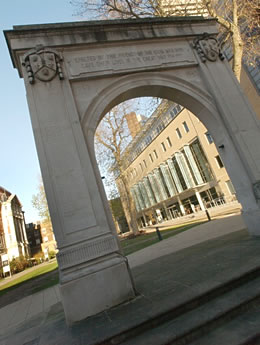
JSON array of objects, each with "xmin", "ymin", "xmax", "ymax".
[{"xmin": 31, "ymin": 177, "xmax": 51, "ymax": 223}]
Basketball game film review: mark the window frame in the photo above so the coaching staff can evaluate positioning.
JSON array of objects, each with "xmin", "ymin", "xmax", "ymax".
[
  {"xmin": 161, "ymin": 142, "xmax": 167, "ymax": 152},
  {"xmin": 215, "ymin": 155, "xmax": 224, "ymax": 168},
  {"xmin": 182, "ymin": 121, "xmax": 190, "ymax": 133},
  {"xmin": 176, "ymin": 128, "xmax": 182, "ymax": 139}
]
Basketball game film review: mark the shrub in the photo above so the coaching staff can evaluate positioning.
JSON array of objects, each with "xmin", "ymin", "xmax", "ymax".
[
  {"xmin": 33, "ymin": 252, "xmax": 45, "ymax": 264},
  {"xmin": 48, "ymin": 251, "xmax": 56, "ymax": 260},
  {"xmin": 10, "ymin": 256, "xmax": 31, "ymax": 274}
]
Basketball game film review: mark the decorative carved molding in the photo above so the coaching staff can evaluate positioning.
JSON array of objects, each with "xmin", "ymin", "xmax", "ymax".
[
  {"xmin": 22, "ymin": 45, "xmax": 64, "ymax": 84},
  {"xmin": 57, "ymin": 235, "xmax": 119, "ymax": 269},
  {"xmin": 193, "ymin": 33, "xmax": 225, "ymax": 63},
  {"xmin": 253, "ymin": 181, "xmax": 260, "ymax": 200}
]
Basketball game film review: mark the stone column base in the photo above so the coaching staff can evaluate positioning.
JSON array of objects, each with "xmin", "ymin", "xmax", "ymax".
[{"xmin": 59, "ymin": 255, "xmax": 135, "ymax": 325}]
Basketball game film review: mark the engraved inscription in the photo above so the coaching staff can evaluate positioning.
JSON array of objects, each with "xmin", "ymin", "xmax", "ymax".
[
  {"xmin": 57, "ymin": 235, "xmax": 119, "ymax": 269},
  {"xmin": 74, "ymin": 48, "xmax": 183, "ymax": 69},
  {"xmin": 67, "ymin": 43, "xmax": 196, "ymax": 78}
]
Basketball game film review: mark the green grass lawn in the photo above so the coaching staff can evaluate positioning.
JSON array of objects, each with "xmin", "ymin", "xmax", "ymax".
[
  {"xmin": 0, "ymin": 220, "xmax": 205, "ymax": 295},
  {"xmin": 0, "ymin": 261, "xmax": 58, "ymax": 295},
  {"xmin": 120, "ymin": 221, "xmax": 206, "ymax": 256}
]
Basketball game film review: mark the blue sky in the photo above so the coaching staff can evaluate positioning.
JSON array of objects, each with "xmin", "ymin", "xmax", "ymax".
[
  {"xmin": 0, "ymin": 1, "xmax": 77, "ymax": 222},
  {"xmin": 0, "ymin": 1, "xmax": 157, "ymax": 224}
]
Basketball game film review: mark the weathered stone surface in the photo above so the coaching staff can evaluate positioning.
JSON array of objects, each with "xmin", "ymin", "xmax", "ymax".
[{"xmin": 4, "ymin": 17, "xmax": 260, "ymax": 324}]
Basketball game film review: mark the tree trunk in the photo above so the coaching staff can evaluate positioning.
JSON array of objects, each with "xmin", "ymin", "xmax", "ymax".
[
  {"xmin": 118, "ymin": 174, "xmax": 140, "ymax": 235},
  {"xmin": 231, "ymin": 26, "xmax": 243, "ymax": 82}
]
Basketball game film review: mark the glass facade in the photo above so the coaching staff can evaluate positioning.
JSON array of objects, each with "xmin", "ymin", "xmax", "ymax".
[
  {"xmin": 175, "ymin": 152, "xmax": 194, "ymax": 189},
  {"xmin": 143, "ymin": 177, "xmax": 157, "ymax": 205},
  {"xmin": 167, "ymin": 158, "xmax": 184, "ymax": 193},
  {"xmin": 148, "ymin": 173, "xmax": 163, "ymax": 203},
  {"xmin": 125, "ymin": 103, "xmax": 183, "ymax": 166},
  {"xmin": 183, "ymin": 145, "xmax": 204, "ymax": 185},
  {"xmin": 134, "ymin": 185, "xmax": 146, "ymax": 210},
  {"xmin": 130, "ymin": 187, "xmax": 141, "ymax": 212},
  {"xmin": 190, "ymin": 139, "xmax": 213, "ymax": 182},
  {"xmin": 138, "ymin": 181, "xmax": 151, "ymax": 208},
  {"xmin": 131, "ymin": 140, "xmax": 214, "ymax": 212},
  {"xmin": 159, "ymin": 164, "xmax": 177, "ymax": 197}
]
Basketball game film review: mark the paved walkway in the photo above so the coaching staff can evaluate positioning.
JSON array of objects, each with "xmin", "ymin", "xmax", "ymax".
[
  {"xmin": 0, "ymin": 212, "xmax": 259, "ymax": 345},
  {"xmin": 0, "ymin": 285, "xmax": 60, "ymax": 337},
  {"xmin": 128, "ymin": 211, "xmax": 245, "ymax": 268}
]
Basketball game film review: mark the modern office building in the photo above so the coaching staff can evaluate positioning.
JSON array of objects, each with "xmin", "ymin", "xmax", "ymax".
[
  {"xmin": 0, "ymin": 186, "xmax": 30, "ymax": 260},
  {"xmin": 118, "ymin": 101, "xmax": 239, "ymax": 227}
]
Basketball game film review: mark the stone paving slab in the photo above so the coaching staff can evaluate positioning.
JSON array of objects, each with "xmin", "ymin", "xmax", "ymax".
[
  {"xmin": 0, "ymin": 214, "xmax": 259, "ymax": 345},
  {"xmin": 128, "ymin": 213, "xmax": 245, "ymax": 268},
  {"xmin": 0, "ymin": 224, "xmax": 259, "ymax": 345},
  {"xmin": 0, "ymin": 286, "xmax": 61, "ymax": 337}
]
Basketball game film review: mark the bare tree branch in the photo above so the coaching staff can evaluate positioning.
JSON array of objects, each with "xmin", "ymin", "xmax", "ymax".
[{"xmin": 72, "ymin": 0, "xmax": 259, "ymax": 80}]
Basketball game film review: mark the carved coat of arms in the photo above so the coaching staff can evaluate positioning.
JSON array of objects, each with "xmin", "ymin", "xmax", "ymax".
[
  {"xmin": 193, "ymin": 33, "xmax": 225, "ymax": 63},
  {"xmin": 22, "ymin": 45, "xmax": 64, "ymax": 84},
  {"xmin": 29, "ymin": 51, "xmax": 57, "ymax": 81}
]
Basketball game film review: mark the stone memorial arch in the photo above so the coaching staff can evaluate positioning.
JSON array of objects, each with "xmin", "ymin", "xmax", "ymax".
[{"xmin": 5, "ymin": 17, "xmax": 260, "ymax": 324}]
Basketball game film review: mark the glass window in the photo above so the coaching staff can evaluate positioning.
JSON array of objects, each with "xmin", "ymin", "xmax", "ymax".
[
  {"xmin": 182, "ymin": 121, "xmax": 189, "ymax": 133},
  {"xmin": 149, "ymin": 153, "xmax": 154, "ymax": 162},
  {"xmin": 143, "ymin": 159, "xmax": 147, "ymax": 168},
  {"xmin": 139, "ymin": 163, "xmax": 143, "ymax": 172},
  {"xmin": 215, "ymin": 155, "xmax": 224, "ymax": 168},
  {"xmin": 190, "ymin": 139, "xmax": 213, "ymax": 182},
  {"xmin": 153, "ymin": 149, "xmax": 158, "ymax": 159},
  {"xmin": 226, "ymin": 180, "xmax": 236, "ymax": 195},
  {"xmin": 166, "ymin": 136, "xmax": 172, "ymax": 147},
  {"xmin": 176, "ymin": 128, "xmax": 182, "ymax": 139},
  {"xmin": 2, "ymin": 260, "xmax": 9, "ymax": 267},
  {"xmin": 143, "ymin": 177, "xmax": 156, "ymax": 205},
  {"xmin": 161, "ymin": 142, "xmax": 166, "ymax": 152},
  {"xmin": 209, "ymin": 187, "xmax": 218, "ymax": 199},
  {"xmin": 205, "ymin": 132, "xmax": 214, "ymax": 144},
  {"xmin": 172, "ymin": 156, "xmax": 187, "ymax": 190}
]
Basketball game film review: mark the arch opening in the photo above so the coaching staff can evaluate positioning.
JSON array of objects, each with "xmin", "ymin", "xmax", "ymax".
[
  {"xmin": 93, "ymin": 88, "xmax": 242, "ymax": 245},
  {"xmin": 6, "ymin": 15, "xmax": 260, "ymax": 326}
]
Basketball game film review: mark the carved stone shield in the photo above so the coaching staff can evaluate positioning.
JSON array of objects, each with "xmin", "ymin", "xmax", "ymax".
[
  {"xmin": 198, "ymin": 38, "xmax": 219, "ymax": 62},
  {"xmin": 29, "ymin": 51, "xmax": 57, "ymax": 82}
]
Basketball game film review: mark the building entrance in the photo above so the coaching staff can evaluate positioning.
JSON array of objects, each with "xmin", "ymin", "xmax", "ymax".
[{"xmin": 5, "ymin": 17, "xmax": 260, "ymax": 324}]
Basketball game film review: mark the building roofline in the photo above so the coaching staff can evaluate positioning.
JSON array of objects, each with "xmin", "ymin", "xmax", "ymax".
[{"xmin": 5, "ymin": 16, "xmax": 213, "ymax": 32}]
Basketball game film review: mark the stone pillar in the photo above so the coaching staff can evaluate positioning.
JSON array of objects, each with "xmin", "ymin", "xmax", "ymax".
[
  {"xmin": 20, "ymin": 47, "xmax": 135, "ymax": 324},
  {"xmin": 193, "ymin": 34, "xmax": 260, "ymax": 235},
  {"xmin": 177, "ymin": 196, "xmax": 186, "ymax": 215},
  {"xmin": 163, "ymin": 202, "xmax": 171, "ymax": 220},
  {"xmin": 195, "ymin": 190, "xmax": 206, "ymax": 211}
]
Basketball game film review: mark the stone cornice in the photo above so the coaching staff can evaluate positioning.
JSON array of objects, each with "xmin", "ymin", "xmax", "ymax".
[{"xmin": 4, "ymin": 17, "xmax": 218, "ymax": 77}]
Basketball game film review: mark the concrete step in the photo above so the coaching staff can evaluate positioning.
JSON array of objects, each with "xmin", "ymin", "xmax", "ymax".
[
  {"xmin": 189, "ymin": 300, "xmax": 260, "ymax": 345},
  {"xmin": 100, "ymin": 268, "xmax": 260, "ymax": 345}
]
